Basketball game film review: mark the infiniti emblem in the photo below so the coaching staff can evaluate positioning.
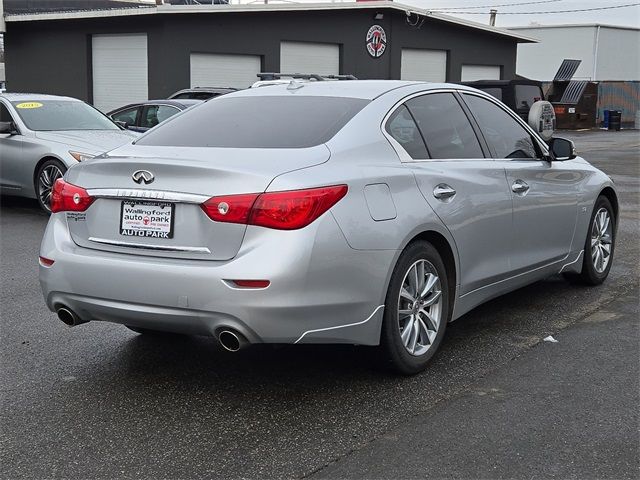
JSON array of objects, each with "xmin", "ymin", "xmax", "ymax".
[{"xmin": 132, "ymin": 170, "xmax": 154, "ymax": 185}]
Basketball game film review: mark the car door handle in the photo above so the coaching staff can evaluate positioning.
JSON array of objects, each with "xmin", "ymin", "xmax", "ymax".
[
  {"xmin": 433, "ymin": 184, "xmax": 456, "ymax": 201},
  {"xmin": 511, "ymin": 180, "xmax": 530, "ymax": 194}
]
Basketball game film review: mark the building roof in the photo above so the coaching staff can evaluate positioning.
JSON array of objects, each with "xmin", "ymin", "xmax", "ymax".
[
  {"xmin": 3, "ymin": 1, "xmax": 537, "ymax": 43},
  {"xmin": 509, "ymin": 23, "xmax": 640, "ymax": 32}
]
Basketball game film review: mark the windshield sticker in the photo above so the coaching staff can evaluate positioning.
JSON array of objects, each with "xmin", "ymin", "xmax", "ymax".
[{"xmin": 16, "ymin": 102, "xmax": 44, "ymax": 109}]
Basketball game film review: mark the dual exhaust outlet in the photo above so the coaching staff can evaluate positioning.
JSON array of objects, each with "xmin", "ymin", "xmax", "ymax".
[
  {"xmin": 56, "ymin": 307, "xmax": 88, "ymax": 327},
  {"xmin": 217, "ymin": 329, "xmax": 248, "ymax": 352},
  {"xmin": 56, "ymin": 306, "xmax": 248, "ymax": 352}
]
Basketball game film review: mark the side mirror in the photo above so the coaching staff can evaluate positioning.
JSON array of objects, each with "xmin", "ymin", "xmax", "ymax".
[
  {"xmin": 0, "ymin": 121, "xmax": 18, "ymax": 135},
  {"xmin": 114, "ymin": 120, "xmax": 129, "ymax": 129},
  {"xmin": 527, "ymin": 100, "xmax": 556, "ymax": 141},
  {"xmin": 548, "ymin": 137, "xmax": 577, "ymax": 161}
]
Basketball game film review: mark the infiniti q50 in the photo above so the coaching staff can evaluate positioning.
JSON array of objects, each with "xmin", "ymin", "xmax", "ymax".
[{"xmin": 39, "ymin": 81, "xmax": 617, "ymax": 374}]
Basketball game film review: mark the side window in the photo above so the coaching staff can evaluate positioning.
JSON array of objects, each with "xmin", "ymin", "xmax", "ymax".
[
  {"xmin": 385, "ymin": 105, "xmax": 429, "ymax": 160},
  {"xmin": 406, "ymin": 93, "xmax": 484, "ymax": 159},
  {"xmin": 1, "ymin": 103, "xmax": 15, "ymax": 123},
  {"xmin": 463, "ymin": 94, "xmax": 539, "ymax": 159},
  {"xmin": 111, "ymin": 107, "xmax": 139, "ymax": 126},
  {"xmin": 140, "ymin": 105, "xmax": 180, "ymax": 129}
]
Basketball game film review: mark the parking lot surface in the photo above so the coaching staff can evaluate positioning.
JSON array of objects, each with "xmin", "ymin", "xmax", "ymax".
[{"xmin": 1, "ymin": 130, "xmax": 638, "ymax": 479}]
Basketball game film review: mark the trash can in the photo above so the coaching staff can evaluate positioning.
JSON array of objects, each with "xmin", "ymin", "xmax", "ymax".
[
  {"xmin": 608, "ymin": 110, "xmax": 622, "ymax": 131},
  {"xmin": 603, "ymin": 109, "xmax": 610, "ymax": 129}
]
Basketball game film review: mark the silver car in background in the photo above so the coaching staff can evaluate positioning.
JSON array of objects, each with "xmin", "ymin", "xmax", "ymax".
[
  {"xmin": 0, "ymin": 94, "xmax": 136, "ymax": 211},
  {"xmin": 39, "ymin": 81, "xmax": 618, "ymax": 374}
]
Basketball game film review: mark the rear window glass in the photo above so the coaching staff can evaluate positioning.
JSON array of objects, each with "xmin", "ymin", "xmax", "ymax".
[
  {"xmin": 406, "ymin": 93, "xmax": 484, "ymax": 159},
  {"xmin": 136, "ymin": 96, "xmax": 369, "ymax": 148},
  {"xmin": 515, "ymin": 85, "xmax": 544, "ymax": 110},
  {"xmin": 171, "ymin": 92, "xmax": 217, "ymax": 100},
  {"xmin": 477, "ymin": 87, "xmax": 503, "ymax": 101}
]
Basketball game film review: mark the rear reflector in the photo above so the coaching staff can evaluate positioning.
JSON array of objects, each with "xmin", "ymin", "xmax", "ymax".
[
  {"xmin": 50, "ymin": 179, "xmax": 95, "ymax": 213},
  {"xmin": 230, "ymin": 280, "xmax": 271, "ymax": 289},
  {"xmin": 200, "ymin": 185, "xmax": 348, "ymax": 230},
  {"xmin": 39, "ymin": 256, "xmax": 54, "ymax": 267}
]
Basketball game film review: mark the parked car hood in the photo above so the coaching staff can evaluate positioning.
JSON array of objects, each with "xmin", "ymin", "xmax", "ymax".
[{"xmin": 34, "ymin": 130, "xmax": 137, "ymax": 153}]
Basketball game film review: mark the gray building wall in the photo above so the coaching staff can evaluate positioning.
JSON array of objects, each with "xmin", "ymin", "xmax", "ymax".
[{"xmin": 4, "ymin": 9, "xmax": 519, "ymax": 102}]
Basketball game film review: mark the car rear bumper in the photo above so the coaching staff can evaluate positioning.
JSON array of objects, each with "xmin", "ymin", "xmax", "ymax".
[{"xmin": 39, "ymin": 212, "xmax": 394, "ymax": 345}]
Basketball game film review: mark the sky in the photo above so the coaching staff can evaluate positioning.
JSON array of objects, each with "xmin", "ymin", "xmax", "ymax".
[{"xmin": 401, "ymin": 0, "xmax": 640, "ymax": 28}]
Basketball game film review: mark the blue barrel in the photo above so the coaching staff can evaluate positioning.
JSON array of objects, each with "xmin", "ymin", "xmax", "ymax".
[{"xmin": 603, "ymin": 110, "xmax": 610, "ymax": 129}]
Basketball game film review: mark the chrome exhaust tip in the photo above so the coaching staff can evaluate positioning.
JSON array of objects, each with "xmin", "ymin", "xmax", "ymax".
[
  {"xmin": 218, "ymin": 329, "xmax": 247, "ymax": 352},
  {"xmin": 56, "ymin": 307, "xmax": 86, "ymax": 327}
]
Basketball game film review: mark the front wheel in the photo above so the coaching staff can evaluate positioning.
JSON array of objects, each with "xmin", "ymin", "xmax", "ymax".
[
  {"xmin": 570, "ymin": 196, "xmax": 616, "ymax": 285},
  {"xmin": 380, "ymin": 241, "xmax": 450, "ymax": 375},
  {"xmin": 36, "ymin": 159, "xmax": 66, "ymax": 213}
]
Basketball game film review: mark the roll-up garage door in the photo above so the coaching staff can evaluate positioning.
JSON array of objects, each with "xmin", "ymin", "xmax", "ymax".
[
  {"xmin": 190, "ymin": 53, "xmax": 261, "ymax": 89},
  {"xmin": 400, "ymin": 49, "xmax": 447, "ymax": 82},
  {"xmin": 461, "ymin": 65, "xmax": 501, "ymax": 81},
  {"xmin": 92, "ymin": 34, "xmax": 148, "ymax": 113},
  {"xmin": 280, "ymin": 42, "xmax": 340, "ymax": 75}
]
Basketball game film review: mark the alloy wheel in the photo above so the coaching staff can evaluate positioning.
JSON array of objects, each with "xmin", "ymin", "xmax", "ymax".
[
  {"xmin": 38, "ymin": 164, "xmax": 63, "ymax": 212},
  {"xmin": 591, "ymin": 207, "xmax": 613, "ymax": 274},
  {"xmin": 397, "ymin": 259, "xmax": 443, "ymax": 356}
]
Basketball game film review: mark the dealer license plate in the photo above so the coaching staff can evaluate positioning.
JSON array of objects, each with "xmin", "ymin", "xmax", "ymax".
[{"xmin": 120, "ymin": 200, "xmax": 175, "ymax": 239}]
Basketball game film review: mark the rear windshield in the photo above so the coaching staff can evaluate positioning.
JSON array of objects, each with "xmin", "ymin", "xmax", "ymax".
[
  {"xmin": 171, "ymin": 92, "xmax": 218, "ymax": 100},
  {"xmin": 136, "ymin": 96, "xmax": 369, "ymax": 148},
  {"xmin": 477, "ymin": 87, "xmax": 503, "ymax": 101},
  {"xmin": 515, "ymin": 85, "xmax": 543, "ymax": 110}
]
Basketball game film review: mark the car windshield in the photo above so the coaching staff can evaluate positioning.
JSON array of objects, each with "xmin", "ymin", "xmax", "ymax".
[
  {"xmin": 11, "ymin": 100, "xmax": 120, "ymax": 131},
  {"xmin": 136, "ymin": 96, "xmax": 369, "ymax": 148}
]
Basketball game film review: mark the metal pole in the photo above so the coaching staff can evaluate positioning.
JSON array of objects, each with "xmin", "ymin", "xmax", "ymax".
[
  {"xmin": 0, "ymin": 0, "xmax": 5, "ymax": 34},
  {"xmin": 489, "ymin": 9, "xmax": 497, "ymax": 26}
]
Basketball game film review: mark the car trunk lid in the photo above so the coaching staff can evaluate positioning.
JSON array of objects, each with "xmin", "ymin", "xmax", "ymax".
[{"xmin": 64, "ymin": 145, "xmax": 330, "ymax": 260}]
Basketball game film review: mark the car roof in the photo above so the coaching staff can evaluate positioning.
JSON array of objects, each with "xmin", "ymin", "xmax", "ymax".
[
  {"xmin": 106, "ymin": 99, "xmax": 202, "ymax": 114},
  {"xmin": 0, "ymin": 93, "xmax": 82, "ymax": 102},
  {"xmin": 142, "ymin": 99, "xmax": 202, "ymax": 108},
  {"xmin": 231, "ymin": 80, "xmax": 474, "ymax": 100},
  {"xmin": 171, "ymin": 87, "xmax": 237, "ymax": 94}
]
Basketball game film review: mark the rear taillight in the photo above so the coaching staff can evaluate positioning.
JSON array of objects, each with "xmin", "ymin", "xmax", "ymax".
[
  {"xmin": 200, "ymin": 185, "xmax": 348, "ymax": 230},
  {"xmin": 200, "ymin": 193, "xmax": 259, "ymax": 224},
  {"xmin": 50, "ymin": 179, "xmax": 95, "ymax": 213}
]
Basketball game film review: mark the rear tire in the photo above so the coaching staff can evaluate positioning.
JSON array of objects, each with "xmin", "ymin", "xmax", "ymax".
[
  {"xmin": 380, "ymin": 241, "xmax": 450, "ymax": 375},
  {"xmin": 35, "ymin": 159, "xmax": 66, "ymax": 213},
  {"xmin": 567, "ymin": 196, "xmax": 615, "ymax": 286}
]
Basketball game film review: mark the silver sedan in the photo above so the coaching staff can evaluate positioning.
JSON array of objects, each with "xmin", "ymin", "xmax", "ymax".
[
  {"xmin": 0, "ymin": 93, "xmax": 137, "ymax": 211},
  {"xmin": 39, "ymin": 81, "xmax": 618, "ymax": 374}
]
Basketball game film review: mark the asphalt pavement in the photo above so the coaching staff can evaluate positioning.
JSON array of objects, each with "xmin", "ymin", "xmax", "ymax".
[{"xmin": 1, "ymin": 130, "xmax": 638, "ymax": 479}]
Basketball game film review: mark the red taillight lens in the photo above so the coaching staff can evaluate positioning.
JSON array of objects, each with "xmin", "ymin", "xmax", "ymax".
[
  {"xmin": 200, "ymin": 193, "xmax": 259, "ymax": 223},
  {"xmin": 250, "ymin": 185, "xmax": 348, "ymax": 230},
  {"xmin": 200, "ymin": 185, "xmax": 347, "ymax": 230},
  {"xmin": 50, "ymin": 179, "xmax": 95, "ymax": 213}
]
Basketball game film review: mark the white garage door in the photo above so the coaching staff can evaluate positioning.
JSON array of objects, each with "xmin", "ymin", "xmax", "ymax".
[
  {"xmin": 400, "ymin": 49, "xmax": 447, "ymax": 82},
  {"xmin": 461, "ymin": 65, "xmax": 501, "ymax": 81},
  {"xmin": 280, "ymin": 42, "xmax": 339, "ymax": 75},
  {"xmin": 190, "ymin": 53, "xmax": 261, "ymax": 89},
  {"xmin": 92, "ymin": 34, "xmax": 148, "ymax": 113}
]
